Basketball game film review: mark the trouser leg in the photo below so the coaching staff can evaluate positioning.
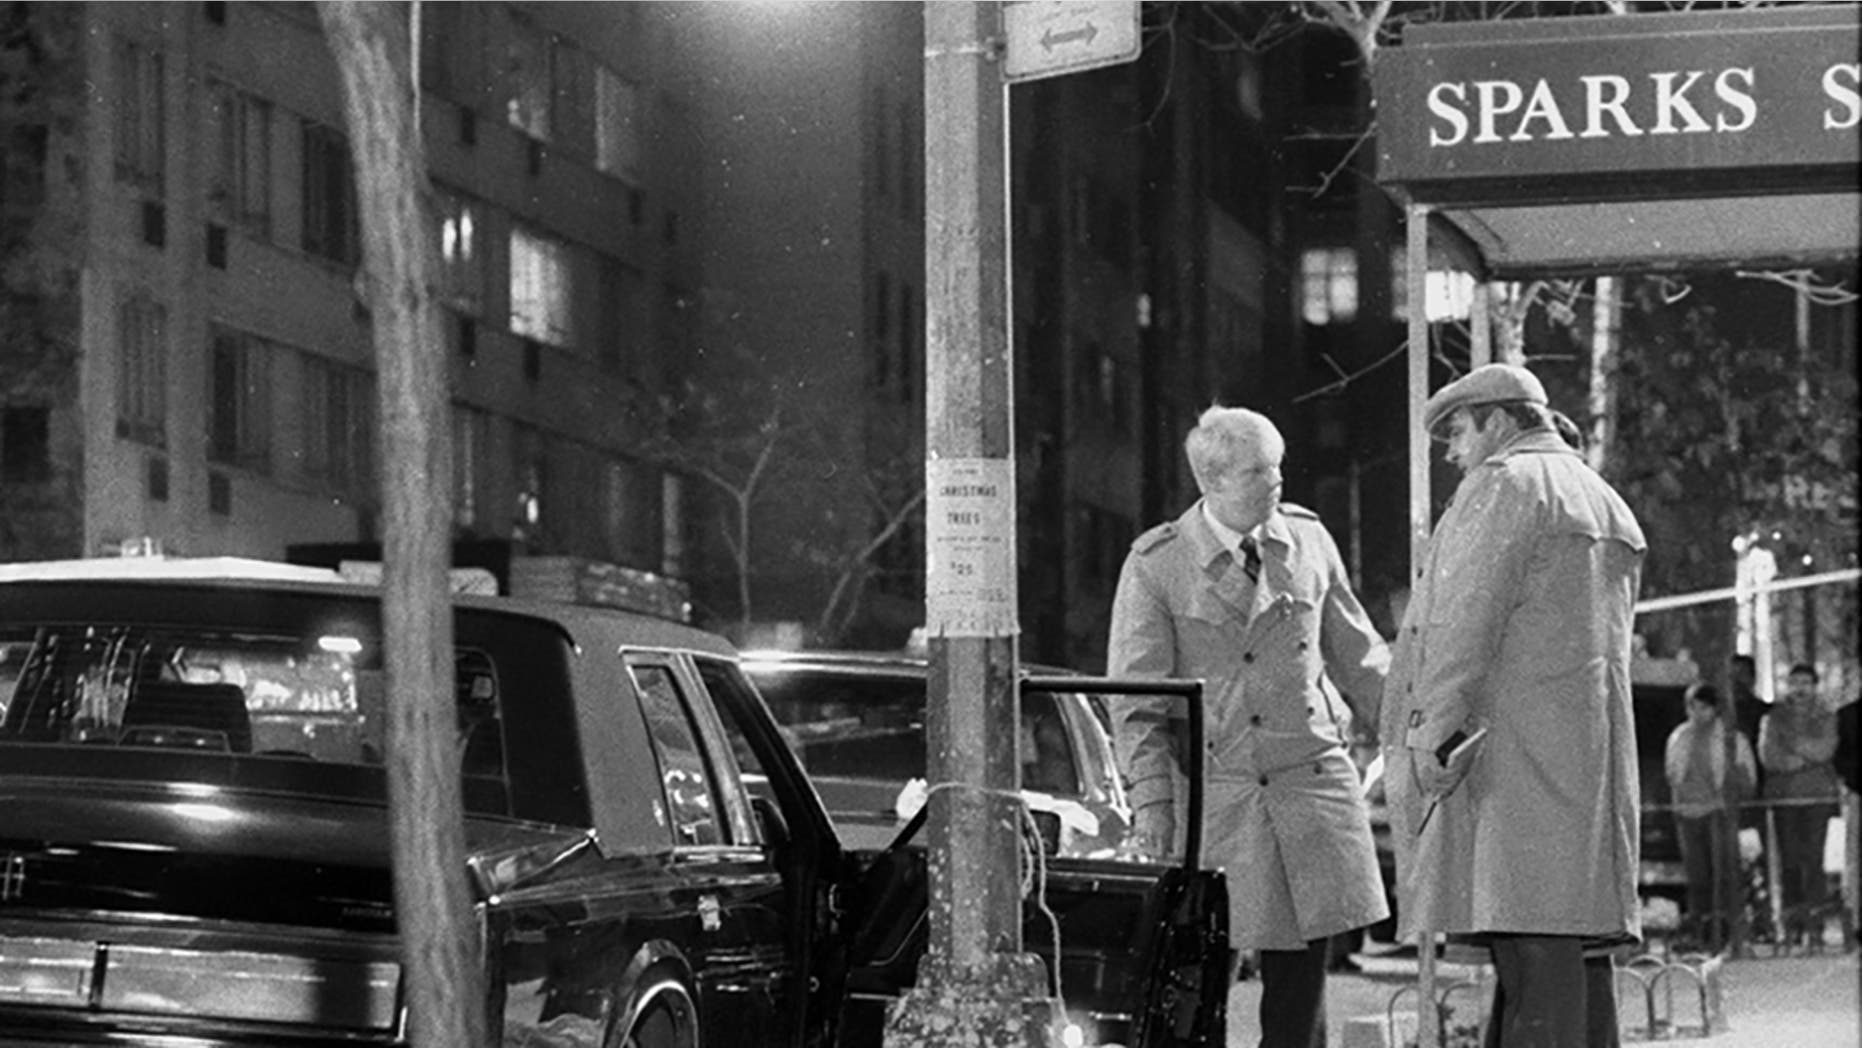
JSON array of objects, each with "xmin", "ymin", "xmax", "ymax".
[
  {"xmin": 1488, "ymin": 935, "xmax": 1586, "ymax": 1048},
  {"xmin": 1677, "ymin": 816, "xmax": 1714, "ymax": 925},
  {"xmin": 1258, "ymin": 937, "xmax": 1329, "ymax": 1048},
  {"xmin": 1584, "ymin": 954, "xmax": 1620, "ymax": 1048}
]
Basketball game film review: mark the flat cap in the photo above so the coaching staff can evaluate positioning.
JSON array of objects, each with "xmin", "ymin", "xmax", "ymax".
[{"xmin": 1423, "ymin": 363, "xmax": 1547, "ymax": 434}]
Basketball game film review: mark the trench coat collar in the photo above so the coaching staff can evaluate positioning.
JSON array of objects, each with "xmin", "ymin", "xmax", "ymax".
[
  {"xmin": 1487, "ymin": 428, "xmax": 1580, "ymax": 464},
  {"xmin": 1182, "ymin": 501, "xmax": 1296, "ymax": 622}
]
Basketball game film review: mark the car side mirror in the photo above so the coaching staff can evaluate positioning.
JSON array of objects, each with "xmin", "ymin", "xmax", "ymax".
[{"xmin": 751, "ymin": 795, "xmax": 790, "ymax": 852}]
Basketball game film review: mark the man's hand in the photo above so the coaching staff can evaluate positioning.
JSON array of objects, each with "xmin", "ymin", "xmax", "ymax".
[{"xmin": 1413, "ymin": 727, "xmax": 1487, "ymax": 800}]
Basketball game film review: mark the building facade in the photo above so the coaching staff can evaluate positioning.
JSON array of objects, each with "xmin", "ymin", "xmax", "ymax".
[
  {"xmin": 1, "ymin": 2, "xmax": 1399, "ymax": 668},
  {"xmin": 0, "ymin": 1, "xmax": 698, "ymax": 600}
]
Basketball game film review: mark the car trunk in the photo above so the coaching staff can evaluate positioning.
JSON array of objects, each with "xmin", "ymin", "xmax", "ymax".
[{"xmin": 0, "ymin": 766, "xmax": 585, "ymax": 1041}]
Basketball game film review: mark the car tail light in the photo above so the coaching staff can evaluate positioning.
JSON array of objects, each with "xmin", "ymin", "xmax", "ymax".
[{"xmin": 0, "ymin": 934, "xmax": 400, "ymax": 1030}]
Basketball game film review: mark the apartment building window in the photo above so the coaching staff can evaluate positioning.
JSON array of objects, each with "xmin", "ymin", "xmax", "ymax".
[
  {"xmin": 596, "ymin": 257, "xmax": 643, "ymax": 372},
  {"xmin": 117, "ymin": 293, "xmax": 167, "ymax": 447},
  {"xmin": 301, "ymin": 120, "xmax": 359, "ymax": 266},
  {"xmin": 114, "ymin": 37, "xmax": 164, "ymax": 196},
  {"xmin": 603, "ymin": 456, "xmax": 660, "ymax": 568},
  {"xmin": 595, "ymin": 65, "xmax": 640, "ymax": 181},
  {"xmin": 0, "ymin": 405, "xmax": 50, "ymax": 485},
  {"xmin": 1301, "ymin": 247, "xmax": 1358, "ymax": 326},
  {"xmin": 661, "ymin": 473, "xmax": 686, "ymax": 577},
  {"xmin": 435, "ymin": 189, "xmax": 483, "ymax": 314},
  {"xmin": 510, "ymin": 227, "xmax": 574, "ymax": 346},
  {"xmin": 503, "ymin": 14, "xmax": 553, "ymax": 141},
  {"xmin": 451, "ymin": 404, "xmax": 487, "ymax": 532},
  {"xmin": 512, "ymin": 424, "xmax": 551, "ymax": 545},
  {"xmin": 1074, "ymin": 341, "xmax": 1129, "ymax": 434},
  {"xmin": 207, "ymin": 78, "xmax": 271, "ymax": 238},
  {"xmin": 896, "ymin": 100, "xmax": 915, "ymax": 220},
  {"xmin": 207, "ymin": 327, "xmax": 272, "ymax": 472},
  {"xmin": 301, "ymin": 353, "xmax": 374, "ymax": 493},
  {"xmin": 871, "ymin": 87, "xmax": 890, "ymax": 199},
  {"xmin": 420, "ymin": 1, "xmax": 485, "ymax": 102}
]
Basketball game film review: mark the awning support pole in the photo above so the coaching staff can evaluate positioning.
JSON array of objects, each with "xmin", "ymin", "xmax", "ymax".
[{"xmin": 1406, "ymin": 200, "xmax": 1439, "ymax": 1048}]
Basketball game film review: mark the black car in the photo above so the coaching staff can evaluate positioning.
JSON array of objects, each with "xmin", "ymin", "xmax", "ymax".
[
  {"xmin": 742, "ymin": 650, "xmax": 1230, "ymax": 1047},
  {"xmin": 0, "ymin": 561, "xmax": 1227, "ymax": 1047}
]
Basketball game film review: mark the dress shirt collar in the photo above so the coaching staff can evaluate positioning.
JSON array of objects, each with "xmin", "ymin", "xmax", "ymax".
[{"xmin": 1200, "ymin": 501, "xmax": 1260, "ymax": 559}]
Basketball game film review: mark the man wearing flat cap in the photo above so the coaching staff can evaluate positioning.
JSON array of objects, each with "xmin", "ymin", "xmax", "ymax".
[{"xmin": 1382, "ymin": 363, "xmax": 1646, "ymax": 1047}]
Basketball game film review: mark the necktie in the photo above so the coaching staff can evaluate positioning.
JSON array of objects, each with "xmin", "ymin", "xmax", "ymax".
[{"xmin": 1238, "ymin": 535, "xmax": 1261, "ymax": 583}]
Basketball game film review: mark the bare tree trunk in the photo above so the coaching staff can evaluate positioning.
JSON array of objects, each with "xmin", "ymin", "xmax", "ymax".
[{"xmin": 317, "ymin": 5, "xmax": 488, "ymax": 1048}]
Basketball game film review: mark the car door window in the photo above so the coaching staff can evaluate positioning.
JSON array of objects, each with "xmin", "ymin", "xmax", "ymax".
[{"xmin": 627, "ymin": 662, "xmax": 722, "ymax": 847}]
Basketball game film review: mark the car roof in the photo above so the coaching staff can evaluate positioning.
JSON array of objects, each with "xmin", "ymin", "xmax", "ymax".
[
  {"xmin": 739, "ymin": 648, "xmax": 1077, "ymax": 677},
  {"xmin": 0, "ymin": 567, "xmax": 736, "ymax": 659}
]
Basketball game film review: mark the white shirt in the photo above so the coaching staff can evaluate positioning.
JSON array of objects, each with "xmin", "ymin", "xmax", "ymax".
[{"xmin": 1200, "ymin": 501, "xmax": 1260, "ymax": 562}]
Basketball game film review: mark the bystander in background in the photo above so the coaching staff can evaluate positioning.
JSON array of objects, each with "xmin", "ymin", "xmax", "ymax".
[
  {"xmin": 1663, "ymin": 683, "xmax": 1756, "ymax": 948},
  {"xmin": 1757, "ymin": 663, "xmax": 1840, "ymax": 948}
]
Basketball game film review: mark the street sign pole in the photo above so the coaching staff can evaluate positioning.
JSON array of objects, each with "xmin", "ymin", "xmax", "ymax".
[
  {"xmin": 885, "ymin": 4, "xmax": 1057, "ymax": 1048},
  {"xmin": 887, "ymin": 5, "xmax": 1141, "ymax": 1045}
]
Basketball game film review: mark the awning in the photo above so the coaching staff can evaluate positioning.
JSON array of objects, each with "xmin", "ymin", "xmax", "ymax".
[
  {"xmin": 1375, "ymin": 5, "xmax": 1860, "ymax": 279},
  {"xmin": 1373, "ymin": 5, "xmax": 1862, "ymax": 573}
]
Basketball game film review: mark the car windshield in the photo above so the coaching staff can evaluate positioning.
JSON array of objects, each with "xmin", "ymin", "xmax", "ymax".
[
  {"xmin": 0, "ymin": 621, "xmax": 506, "ymax": 794},
  {"xmin": 744, "ymin": 662, "xmax": 1194, "ymax": 864}
]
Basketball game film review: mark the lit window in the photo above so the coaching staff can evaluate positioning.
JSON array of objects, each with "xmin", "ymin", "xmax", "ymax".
[
  {"xmin": 1301, "ymin": 248, "xmax": 1357, "ymax": 326},
  {"xmin": 503, "ymin": 16, "xmax": 553, "ymax": 141},
  {"xmin": 1389, "ymin": 249, "xmax": 1476, "ymax": 322},
  {"xmin": 435, "ymin": 190, "xmax": 482, "ymax": 314},
  {"xmin": 509, "ymin": 227, "xmax": 574, "ymax": 346},
  {"xmin": 452, "ymin": 405, "xmax": 488, "ymax": 531}
]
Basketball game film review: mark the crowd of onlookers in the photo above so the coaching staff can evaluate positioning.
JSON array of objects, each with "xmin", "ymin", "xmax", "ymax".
[{"xmin": 1663, "ymin": 654, "xmax": 1857, "ymax": 951}]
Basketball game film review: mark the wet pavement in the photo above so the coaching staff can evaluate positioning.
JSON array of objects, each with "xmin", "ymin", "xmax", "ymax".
[{"xmin": 1227, "ymin": 942, "xmax": 1859, "ymax": 1047}]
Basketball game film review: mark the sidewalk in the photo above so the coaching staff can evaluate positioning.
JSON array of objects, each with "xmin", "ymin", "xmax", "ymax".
[{"xmin": 1227, "ymin": 944, "xmax": 1859, "ymax": 1047}]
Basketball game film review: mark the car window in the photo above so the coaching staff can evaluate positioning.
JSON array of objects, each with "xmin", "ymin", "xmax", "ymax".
[
  {"xmin": 693, "ymin": 657, "xmax": 790, "ymax": 846},
  {"xmin": 0, "ymin": 623, "xmax": 503, "ymax": 769},
  {"xmin": 1020, "ymin": 688, "xmax": 1081, "ymax": 794},
  {"xmin": 627, "ymin": 661, "xmax": 724, "ymax": 847},
  {"xmin": 752, "ymin": 670, "xmax": 925, "ymax": 779},
  {"xmin": 741, "ymin": 664, "xmax": 1183, "ymax": 862}
]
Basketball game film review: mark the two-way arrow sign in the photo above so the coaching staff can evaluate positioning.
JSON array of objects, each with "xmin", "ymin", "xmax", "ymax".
[{"xmin": 1003, "ymin": 1, "xmax": 1140, "ymax": 84}]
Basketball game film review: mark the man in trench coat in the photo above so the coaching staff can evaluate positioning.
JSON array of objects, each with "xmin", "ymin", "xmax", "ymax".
[
  {"xmin": 1382, "ymin": 364, "xmax": 1645, "ymax": 1048},
  {"xmin": 1109, "ymin": 405, "xmax": 1389, "ymax": 1048}
]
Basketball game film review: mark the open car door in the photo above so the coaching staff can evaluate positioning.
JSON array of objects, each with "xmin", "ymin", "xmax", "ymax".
[{"xmin": 829, "ymin": 675, "xmax": 1229, "ymax": 1048}]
